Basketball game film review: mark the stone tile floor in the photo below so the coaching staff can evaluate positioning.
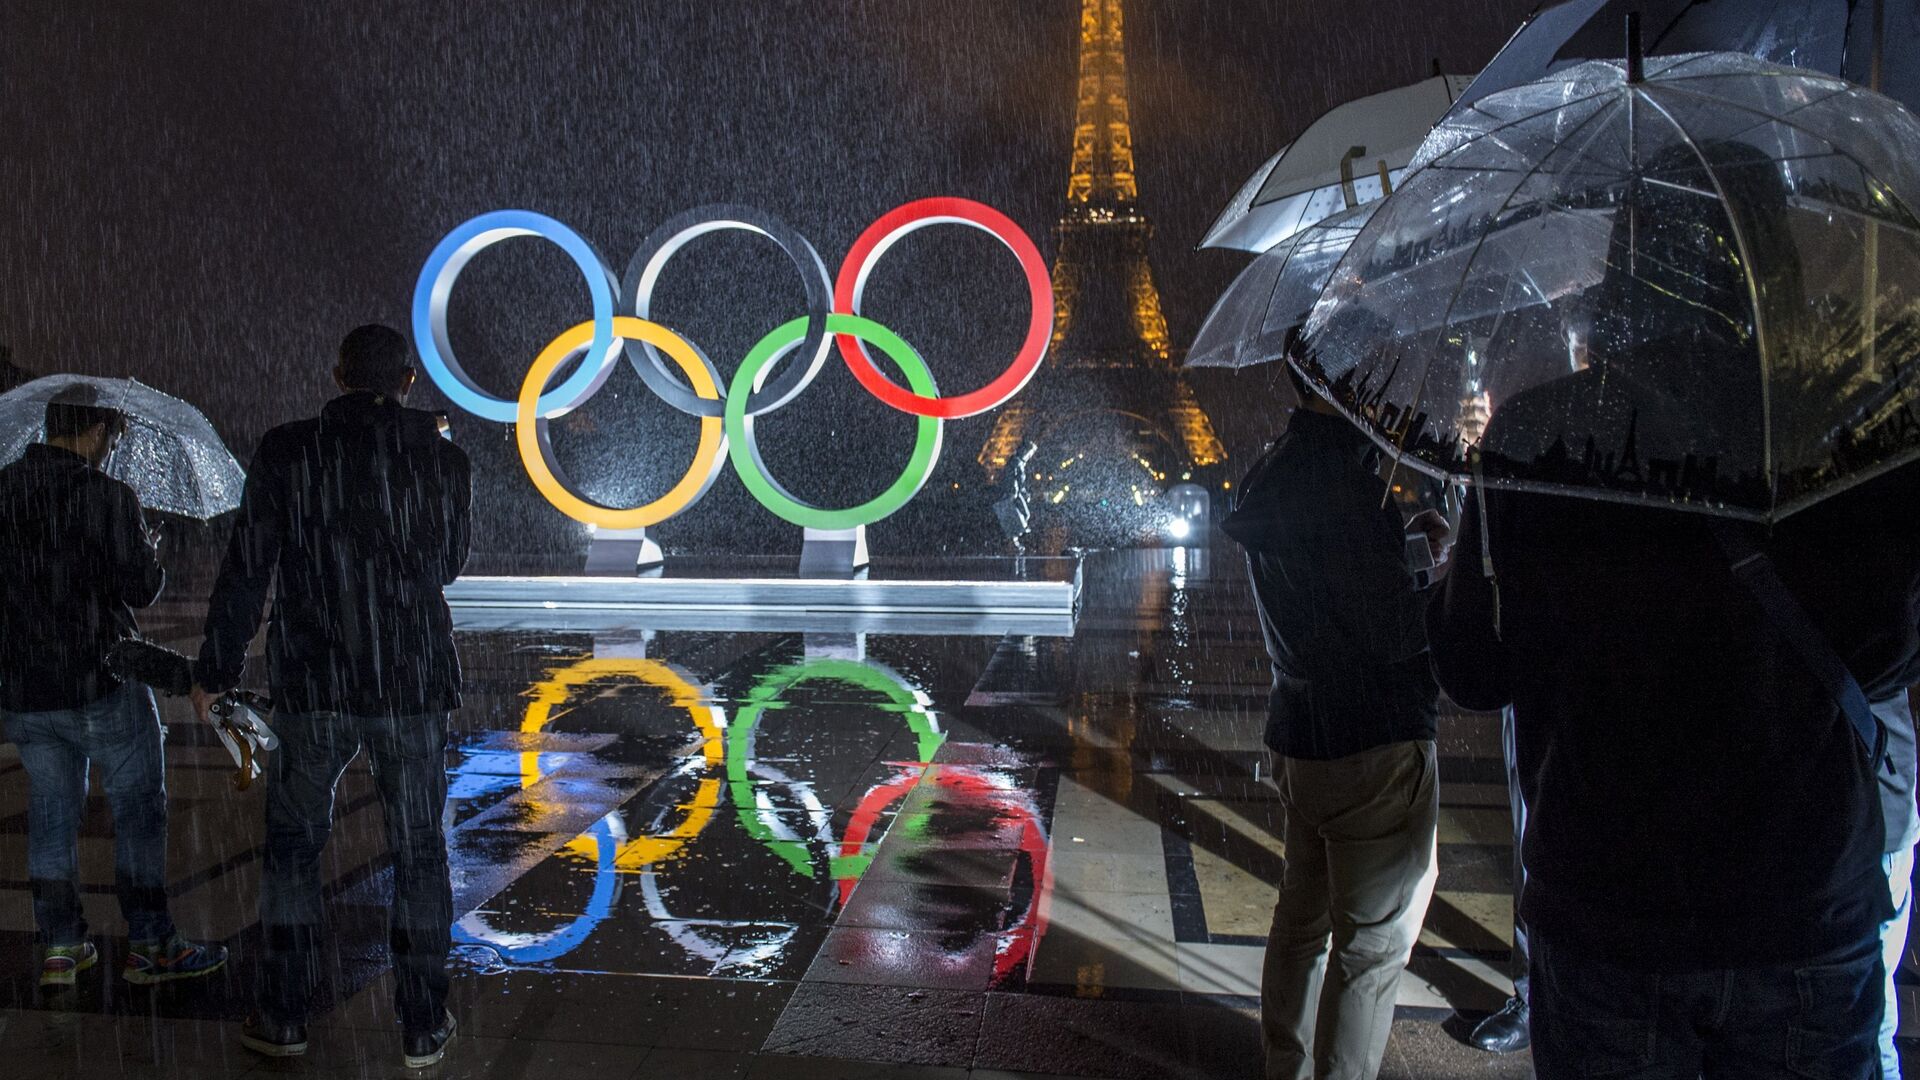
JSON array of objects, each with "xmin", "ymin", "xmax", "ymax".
[{"xmin": 1, "ymin": 546, "xmax": 1913, "ymax": 1078}]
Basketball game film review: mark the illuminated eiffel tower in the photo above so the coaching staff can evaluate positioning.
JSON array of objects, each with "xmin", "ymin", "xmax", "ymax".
[{"xmin": 979, "ymin": 0, "xmax": 1224, "ymax": 540}]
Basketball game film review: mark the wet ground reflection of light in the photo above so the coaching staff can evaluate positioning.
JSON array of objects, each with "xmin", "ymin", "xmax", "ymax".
[
  {"xmin": 448, "ymin": 646, "xmax": 1024, "ymax": 977},
  {"xmin": 727, "ymin": 659, "xmax": 944, "ymax": 893},
  {"xmin": 453, "ymin": 656, "xmax": 723, "ymax": 965}
]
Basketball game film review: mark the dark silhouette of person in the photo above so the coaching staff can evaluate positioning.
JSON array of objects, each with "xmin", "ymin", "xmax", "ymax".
[
  {"xmin": 193, "ymin": 325, "xmax": 471, "ymax": 1068},
  {"xmin": 0, "ymin": 384, "xmax": 227, "ymax": 987},
  {"xmin": 1431, "ymin": 139, "xmax": 1918, "ymax": 1076}
]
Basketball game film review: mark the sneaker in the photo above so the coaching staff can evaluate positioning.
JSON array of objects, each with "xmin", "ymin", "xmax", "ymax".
[
  {"xmin": 401, "ymin": 1009, "xmax": 457, "ymax": 1069},
  {"xmin": 123, "ymin": 935, "xmax": 228, "ymax": 985},
  {"xmin": 238, "ymin": 1013, "xmax": 308, "ymax": 1058},
  {"xmin": 39, "ymin": 941, "xmax": 98, "ymax": 987}
]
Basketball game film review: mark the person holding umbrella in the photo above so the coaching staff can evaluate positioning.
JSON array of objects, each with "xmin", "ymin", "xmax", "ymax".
[
  {"xmin": 193, "ymin": 325, "xmax": 470, "ymax": 1069},
  {"xmin": 0, "ymin": 384, "xmax": 228, "ymax": 987},
  {"xmin": 1271, "ymin": 33, "xmax": 1920, "ymax": 1071}
]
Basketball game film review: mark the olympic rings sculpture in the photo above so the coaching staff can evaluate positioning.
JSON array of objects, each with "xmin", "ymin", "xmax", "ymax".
[{"xmin": 412, "ymin": 199, "xmax": 1053, "ymax": 532}]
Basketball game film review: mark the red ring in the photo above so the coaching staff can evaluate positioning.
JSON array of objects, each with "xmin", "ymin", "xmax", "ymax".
[{"xmin": 833, "ymin": 197, "xmax": 1053, "ymax": 419}]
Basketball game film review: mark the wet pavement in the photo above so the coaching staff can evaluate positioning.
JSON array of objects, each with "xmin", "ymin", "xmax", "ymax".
[{"xmin": 9, "ymin": 545, "xmax": 1893, "ymax": 1078}]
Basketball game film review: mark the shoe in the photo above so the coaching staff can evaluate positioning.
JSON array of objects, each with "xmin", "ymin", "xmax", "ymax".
[
  {"xmin": 1468, "ymin": 994, "xmax": 1531, "ymax": 1053},
  {"xmin": 123, "ymin": 935, "xmax": 228, "ymax": 985},
  {"xmin": 402, "ymin": 1009, "xmax": 456, "ymax": 1069},
  {"xmin": 239, "ymin": 1014, "xmax": 308, "ymax": 1058},
  {"xmin": 39, "ymin": 941, "xmax": 98, "ymax": 987}
]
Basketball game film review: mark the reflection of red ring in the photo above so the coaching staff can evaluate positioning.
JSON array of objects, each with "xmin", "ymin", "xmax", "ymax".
[
  {"xmin": 838, "ymin": 764, "xmax": 1051, "ymax": 984},
  {"xmin": 833, "ymin": 197, "xmax": 1054, "ymax": 419}
]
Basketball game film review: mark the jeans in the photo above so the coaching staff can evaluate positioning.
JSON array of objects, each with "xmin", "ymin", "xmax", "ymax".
[
  {"xmin": 1263, "ymin": 740, "xmax": 1439, "ymax": 1080},
  {"xmin": 1501, "ymin": 705, "xmax": 1529, "ymax": 1006},
  {"xmin": 2, "ymin": 683, "xmax": 175, "ymax": 945},
  {"xmin": 1879, "ymin": 847, "xmax": 1913, "ymax": 1078},
  {"xmin": 1531, "ymin": 932, "xmax": 1885, "ymax": 1079},
  {"xmin": 261, "ymin": 710, "xmax": 451, "ymax": 1031}
]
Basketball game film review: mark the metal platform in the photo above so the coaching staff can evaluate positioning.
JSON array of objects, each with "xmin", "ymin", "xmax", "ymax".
[{"xmin": 445, "ymin": 554, "xmax": 1082, "ymax": 637}]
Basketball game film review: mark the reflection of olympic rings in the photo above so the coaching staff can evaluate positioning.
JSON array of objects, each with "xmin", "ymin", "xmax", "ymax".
[
  {"xmin": 727, "ymin": 659, "xmax": 945, "ymax": 885},
  {"xmin": 412, "ymin": 199, "xmax": 1052, "ymax": 531},
  {"xmin": 519, "ymin": 658, "xmax": 724, "ymax": 869},
  {"xmin": 451, "ymin": 657, "xmax": 725, "ymax": 965}
]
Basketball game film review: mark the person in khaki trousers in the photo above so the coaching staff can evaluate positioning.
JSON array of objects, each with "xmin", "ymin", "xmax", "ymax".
[{"xmin": 1223, "ymin": 373, "xmax": 1449, "ymax": 1080}]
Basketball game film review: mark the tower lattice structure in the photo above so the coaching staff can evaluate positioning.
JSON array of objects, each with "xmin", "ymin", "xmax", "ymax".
[{"xmin": 979, "ymin": 0, "xmax": 1225, "ymax": 492}]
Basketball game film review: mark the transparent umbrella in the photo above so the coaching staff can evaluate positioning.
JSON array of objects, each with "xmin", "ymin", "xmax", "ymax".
[
  {"xmin": 0, "ymin": 375, "xmax": 245, "ymax": 519},
  {"xmin": 1200, "ymin": 73, "xmax": 1474, "ymax": 253},
  {"xmin": 1188, "ymin": 202, "xmax": 1379, "ymax": 368},
  {"xmin": 1297, "ymin": 50, "xmax": 1920, "ymax": 521}
]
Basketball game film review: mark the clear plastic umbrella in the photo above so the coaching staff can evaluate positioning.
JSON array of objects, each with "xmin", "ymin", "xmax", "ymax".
[
  {"xmin": 1201, "ymin": 74, "xmax": 1473, "ymax": 253},
  {"xmin": 0, "ymin": 374, "xmax": 245, "ymax": 519},
  {"xmin": 1188, "ymin": 202, "xmax": 1379, "ymax": 368},
  {"xmin": 1446, "ymin": 0, "xmax": 1918, "ymax": 123},
  {"xmin": 1297, "ymin": 51, "xmax": 1920, "ymax": 522}
]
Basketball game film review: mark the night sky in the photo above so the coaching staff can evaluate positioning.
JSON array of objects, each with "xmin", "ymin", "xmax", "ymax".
[{"xmin": 1, "ymin": 0, "xmax": 1537, "ymax": 555}]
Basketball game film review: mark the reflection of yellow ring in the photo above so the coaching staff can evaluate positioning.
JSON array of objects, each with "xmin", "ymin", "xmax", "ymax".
[
  {"xmin": 521, "ymin": 657, "xmax": 723, "ymax": 868},
  {"xmin": 516, "ymin": 316, "xmax": 726, "ymax": 529}
]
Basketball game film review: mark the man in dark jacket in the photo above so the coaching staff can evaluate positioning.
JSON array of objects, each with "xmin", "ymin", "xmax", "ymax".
[
  {"xmin": 0, "ymin": 386, "xmax": 228, "ymax": 987},
  {"xmin": 1431, "ymin": 463, "xmax": 1920, "ymax": 1076},
  {"xmin": 193, "ymin": 326, "xmax": 471, "ymax": 1067},
  {"xmin": 1223, "ymin": 377, "xmax": 1450, "ymax": 1080}
]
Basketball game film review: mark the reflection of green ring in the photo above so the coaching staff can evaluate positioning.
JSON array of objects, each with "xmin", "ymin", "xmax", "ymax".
[
  {"xmin": 727, "ymin": 659, "xmax": 945, "ymax": 879},
  {"xmin": 725, "ymin": 313, "xmax": 943, "ymax": 530}
]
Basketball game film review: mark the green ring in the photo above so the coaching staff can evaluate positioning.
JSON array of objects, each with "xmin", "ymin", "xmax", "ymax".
[
  {"xmin": 725, "ymin": 313, "xmax": 943, "ymax": 530},
  {"xmin": 727, "ymin": 659, "xmax": 946, "ymax": 880}
]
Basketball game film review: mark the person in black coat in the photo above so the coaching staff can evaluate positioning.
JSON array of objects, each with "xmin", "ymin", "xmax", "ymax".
[
  {"xmin": 1430, "ymin": 139, "xmax": 1920, "ymax": 1078},
  {"xmin": 0, "ymin": 385, "xmax": 227, "ymax": 987},
  {"xmin": 1224, "ymin": 372, "xmax": 1452, "ymax": 1080},
  {"xmin": 193, "ymin": 325, "xmax": 471, "ymax": 1068}
]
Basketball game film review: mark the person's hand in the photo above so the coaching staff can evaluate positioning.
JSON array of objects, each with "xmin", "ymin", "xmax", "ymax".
[
  {"xmin": 189, "ymin": 684, "xmax": 220, "ymax": 726},
  {"xmin": 1407, "ymin": 509, "xmax": 1455, "ymax": 583}
]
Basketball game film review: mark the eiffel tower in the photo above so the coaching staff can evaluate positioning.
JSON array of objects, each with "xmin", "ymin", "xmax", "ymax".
[{"xmin": 979, "ymin": 0, "xmax": 1225, "ymax": 542}]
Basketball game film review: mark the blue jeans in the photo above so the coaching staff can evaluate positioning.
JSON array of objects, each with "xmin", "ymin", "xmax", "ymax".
[
  {"xmin": 2, "ymin": 683, "xmax": 175, "ymax": 945},
  {"xmin": 261, "ymin": 710, "xmax": 451, "ymax": 1031},
  {"xmin": 1879, "ymin": 847, "xmax": 1914, "ymax": 1077},
  {"xmin": 1531, "ymin": 933, "xmax": 1885, "ymax": 1079}
]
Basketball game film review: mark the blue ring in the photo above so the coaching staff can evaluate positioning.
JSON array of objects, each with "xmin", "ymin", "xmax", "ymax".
[{"xmin": 412, "ymin": 210, "xmax": 619, "ymax": 423}]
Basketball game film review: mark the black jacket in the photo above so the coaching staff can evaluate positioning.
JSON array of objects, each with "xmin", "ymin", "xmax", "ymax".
[
  {"xmin": 196, "ymin": 393, "xmax": 471, "ymax": 716},
  {"xmin": 1222, "ymin": 409, "xmax": 1438, "ymax": 760},
  {"xmin": 0, "ymin": 445, "xmax": 164, "ymax": 712},
  {"xmin": 1430, "ymin": 463, "xmax": 1920, "ymax": 971}
]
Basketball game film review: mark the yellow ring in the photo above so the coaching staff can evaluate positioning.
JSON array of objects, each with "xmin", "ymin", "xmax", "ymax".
[
  {"xmin": 521, "ymin": 656, "xmax": 724, "ymax": 869},
  {"xmin": 516, "ymin": 316, "xmax": 726, "ymax": 529}
]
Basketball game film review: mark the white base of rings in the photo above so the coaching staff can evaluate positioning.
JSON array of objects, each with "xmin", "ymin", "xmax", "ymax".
[
  {"xmin": 585, "ymin": 528, "xmax": 666, "ymax": 576},
  {"xmin": 799, "ymin": 526, "xmax": 869, "ymax": 578}
]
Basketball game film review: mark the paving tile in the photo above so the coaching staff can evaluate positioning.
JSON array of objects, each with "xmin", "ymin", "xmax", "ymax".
[
  {"xmin": 865, "ymin": 846, "xmax": 1018, "ymax": 890},
  {"xmin": 802, "ymin": 926, "xmax": 999, "ymax": 991},
  {"xmin": 836, "ymin": 881, "xmax": 1014, "ymax": 935},
  {"xmin": 760, "ymin": 983, "xmax": 983, "ymax": 1068},
  {"xmin": 1174, "ymin": 941, "xmax": 1263, "ymax": 997},
  {"xmin": 639, "ymin": 1046, "xmax": 755, "ymax": 1079},
  {"xmin": 970, "ymin": 993, "xmax": 1213, "ymax": 1080},
  {"xmin": 1044, "ymin": 850, "xmax": 1167, "ymax": 896},
  {"xmin": 0, "ymin": 1009, "xmax": 261, "ymax": 1079},
  {"xmin": 744, "ymin": 1055, "xmax": 971, "ymax": 1079}
]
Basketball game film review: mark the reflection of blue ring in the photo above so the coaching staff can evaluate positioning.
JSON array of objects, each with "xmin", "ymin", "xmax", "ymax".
[
  {"xmin": 452, "ymin": 813, "xmax": 622, "ymax": 965},
  {"xmin": 413, "ymin": 210, "xmax": 619, "ymax": 423}
]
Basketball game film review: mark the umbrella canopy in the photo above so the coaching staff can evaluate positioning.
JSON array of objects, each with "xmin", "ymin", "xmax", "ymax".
[
  {"xmin": 0, "ymin": 375, "xmax": 245, "ymax": 519},
  {"xmin": 1448, "ymin": 0, "xmax": 1918, "ymax": 120},
  {"xmin": 1297, "ymin": 51, "xmax": 1920, "ymax": 522},
  {"xmin": 1188, "ymin": 202, "xmax": 1378, "ymax": 368},
  {"xmin": 1201, "ymin": 74, "xmax": 1473, "ymax": 253}
]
